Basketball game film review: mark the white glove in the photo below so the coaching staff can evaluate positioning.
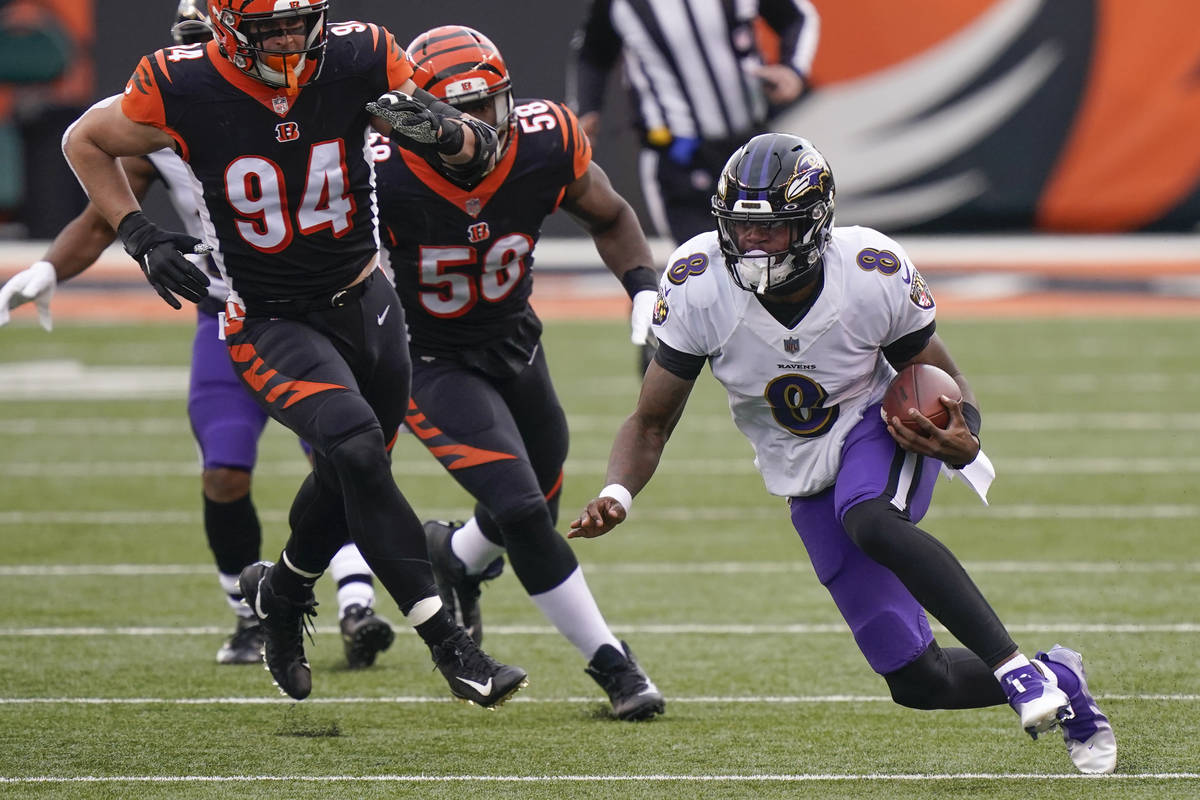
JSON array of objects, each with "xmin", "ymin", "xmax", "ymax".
[
  {"xmin": 630, "ymin": 289, "xmax": 657, "ymax": 345},
  {"xmin": 0, "ymin": 260, "xmax": 57, "ymax": 331}
]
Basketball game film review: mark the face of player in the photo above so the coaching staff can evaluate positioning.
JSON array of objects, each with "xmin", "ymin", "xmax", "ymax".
[
  {"xmin": 457, "ymin": 97, "xmax": 498, "ymax": 128},
  {"xmin": 245, "ymin": 16, "xmax": 307, "ymax": 53},
  {"xmin": 731, "ymin": 219, "xmax": 791, "ymax": 255}
]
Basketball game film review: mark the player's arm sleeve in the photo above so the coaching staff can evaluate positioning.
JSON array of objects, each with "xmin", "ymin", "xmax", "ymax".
[
  {"xmin": 120, "ymin": 53, "xmax": 187, "ymax": 157},
  {"xmin": 882, "ymin": 320, "xmax": 936, "ymax": 369},
  {"xmin": 758, "ymin": 0, "xmax": 820, "ymax": 78},
  {"xmin": 568, "ymin": 0, "xmax": 620, "ymax": 114},
  {"xmin": 653, "ymin": 340, "xmax": 707, "ymax": 381},
  {"xmin": 560, "ymin": 103, "xmax": 593, "ymax": 179},
  {"xmin": 380, "ymin": 26, "xmax": 414, "ymax": 90}
]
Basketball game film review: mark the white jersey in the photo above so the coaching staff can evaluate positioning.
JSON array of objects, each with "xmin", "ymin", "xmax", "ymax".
[
  {"xmin": 144, "ymin": 148, "xmax": 229, "ymax": 304},
  {"xmin": 652, "ymin": 225, "xmax": 937, "ymax": 497}
]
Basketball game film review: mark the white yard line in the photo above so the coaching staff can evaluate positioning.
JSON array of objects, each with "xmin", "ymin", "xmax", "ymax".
[
  {"xmin": 0, "ymin": 623, "xmax": 1196, "ymax": 636},
  {"xmin": 1, "ymin": 772, "xmax": 1197, "ymax": 784},
  {"xmin": 0, "ymin": 693, "xmax": 1195, "ymax": 705},
  {"xmin": 1, "ymin": 560, "xmax": 1196, "ymax": 577}
]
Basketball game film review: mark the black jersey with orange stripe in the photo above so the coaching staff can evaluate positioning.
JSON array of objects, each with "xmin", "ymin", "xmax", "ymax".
[
  {"xmin": 375, "ymin": 97, "xmax": 591, "ymax": 365},
  {"xmin": 120, "ymin": 22, "xmax": 413, "ymax": 307}
]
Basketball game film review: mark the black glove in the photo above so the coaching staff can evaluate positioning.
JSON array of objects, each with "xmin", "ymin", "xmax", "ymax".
[
  {"xmin": 116, "ymin": 211, "xmax": 212, "ymax": 309},
  {"xmin": 366, "ymin": 90, "xmax": 464, "ymax": 155}
]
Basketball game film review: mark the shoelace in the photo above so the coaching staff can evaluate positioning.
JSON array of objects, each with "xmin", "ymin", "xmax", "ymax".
[
  {"xmin": 433, "ymin": 630, "xmax": 496, "ymax": 674},
  {"xmin": 270, "ymin": 596, "xmax": 319, "ymax": 650}
]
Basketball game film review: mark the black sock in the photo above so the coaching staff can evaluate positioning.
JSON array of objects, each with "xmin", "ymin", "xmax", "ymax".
[
  {"xmin": 269, "ymin": 555, "xmax": 319, "ymax": 599},
  {"xmin": 414, "ymin": 607, "xmax": 457, "ymax": 647},
  {"xmin": 203, "ymin": 493, "xmax": 261, "ymax": 575}
]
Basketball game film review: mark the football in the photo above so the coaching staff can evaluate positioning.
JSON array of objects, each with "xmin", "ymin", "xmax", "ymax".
[{"xmin": 882, "ymin": 363, "xmax": 962, "ymax": 432}]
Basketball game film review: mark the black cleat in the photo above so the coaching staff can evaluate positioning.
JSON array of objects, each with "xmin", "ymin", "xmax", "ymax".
[
  {"xmin": 430, "ymin": 627, "xmax": 528, "ymax": 709},
  {"xmin": 340, "ymin": 604, "xmax": 395, "ymax": 669},
  {"xmin": 238, "ymin": 561, "xmax": 317, "ymax": 700},
  {"xmin": 215, "ymin": 615, "xmax": 265, "ymax": 665},
  {"xmin": 423, "ymin": 520, "xmax": 503, "ymax": 644},
  {"xmin": 586, "ymin": 641, "xmax": 665, "ymax": 721}
]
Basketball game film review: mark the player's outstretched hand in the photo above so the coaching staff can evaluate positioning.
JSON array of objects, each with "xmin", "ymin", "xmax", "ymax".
[
  {"xmin": 630, "ymin": 289, "xmax": 656, "ymax": 346},
  {"xmin": 116, "ymin": 211, "xmax": 211, "ymax": 309},
  {"xmin": 366, "ymin": 91, "xmax": 441, "ymax": 145},
  {"xmin": 567, "ymin": 497, "xmax": 628, "ymax": 539},
  {"xmin": 0, "ymin": 260, "xmax": 56, "ymax": 331},
  {"xmin": 884, "ymin": 394, "xmax": 979, "ymax": 466}
]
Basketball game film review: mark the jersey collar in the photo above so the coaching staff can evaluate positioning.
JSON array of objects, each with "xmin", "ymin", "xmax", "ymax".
[
  {"xmin": 207, "ymin": 40, "xmax": 316, "ymax": 116},
  {"xmin": 396, "ymin": 130, "xmax": 519, "ymax": 217}
]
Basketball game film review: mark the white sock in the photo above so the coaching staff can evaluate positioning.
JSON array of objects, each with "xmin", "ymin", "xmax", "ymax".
[
  {"xmin": 529, "ymin": 567, "xmax": 622, "ymax": 660},
  {"xmin": 450, "ymin": 517, "xmax": 506, "ymax": 575},
  {"xmin": 218, "ymin": 571, "xmax": 253, "ymax": 616},
  {"xmin": 993, "ymin": 653, "xmax": 1032, "ymax": 682},
  {"xmin": 329, "ymin": 543, "xmax": 375, "ymax": 618}
]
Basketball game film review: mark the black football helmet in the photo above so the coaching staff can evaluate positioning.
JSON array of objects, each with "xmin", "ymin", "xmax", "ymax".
[
  {"xmin": 171, "ymin": 0, "xmax": 213, "ymax": 45},
  {"xmin": 711, "ymin": 133, "xmax": 835, "ymax": 296}
]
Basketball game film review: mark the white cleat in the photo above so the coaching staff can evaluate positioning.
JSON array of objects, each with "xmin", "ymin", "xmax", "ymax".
[{"xmin": 1036, "ymin": 645, "xmax": 1117, "ymax": 774}]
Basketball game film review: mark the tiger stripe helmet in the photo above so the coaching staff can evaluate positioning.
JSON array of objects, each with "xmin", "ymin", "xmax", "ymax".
[{"xmin": 406, "ymin": 26, "xmax": 515, "ymax": 154}]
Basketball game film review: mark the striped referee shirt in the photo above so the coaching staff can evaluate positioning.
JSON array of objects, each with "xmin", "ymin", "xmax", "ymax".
[{"xmin": 570, "ymin": 0, "xmax": 819, "ymax": 147}]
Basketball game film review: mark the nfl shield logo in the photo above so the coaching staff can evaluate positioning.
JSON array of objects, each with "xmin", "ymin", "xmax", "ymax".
[
  {"xmin": 465, "ymin": 197, "xmax": 482, "ymax": 218},
  {"xmin": 784, "ymin": 337, "xmax": 800, "ymax": 354},
  {"xmin": 271, "ymin": 96, "xmax": 289, "ymax": 116}
]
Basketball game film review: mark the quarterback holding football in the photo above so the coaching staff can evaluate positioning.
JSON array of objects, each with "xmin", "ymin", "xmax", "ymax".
[{"xmin": 570, "ymin": 133, "xmax": 1115, "ymax": 774}]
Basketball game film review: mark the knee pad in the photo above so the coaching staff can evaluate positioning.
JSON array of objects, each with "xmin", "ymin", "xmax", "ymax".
[{"xmin": 326, "ymin": 427, "xmax": 390, "ymax": 485}]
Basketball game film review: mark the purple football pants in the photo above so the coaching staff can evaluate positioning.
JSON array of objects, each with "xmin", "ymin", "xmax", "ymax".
[
  {"xmin": 188, "ymin": 310, "xmax": 267, "ymax": 471},
  {"xmin": 788, "ymin": 403, "xmax": 942, "ymax": 675}
]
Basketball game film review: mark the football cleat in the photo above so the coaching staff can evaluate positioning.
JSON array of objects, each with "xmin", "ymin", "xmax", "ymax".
[
  {"xmin": 999, "ymin": 659, "xmax": 1072, "ymax": 740},
  {"xmin": 429, "ymin": 626, "xmax": 527, "ymax": 709},
  {"xmin": 340, "ymin": 604, "xmax": 395, "ymax": 669},
  {"xmin": 215, "ymin": 614, "xmax": 265, "ymax": 665},
  {"xmin": 423, "ymin": 520, "xmax": 504, "ymax": 644},
  {"xmin": 1036, "ymin": 645, "xmax": 1117, "ymax": 774},
  {"xmin": 238, "ymin": 561, "xmax": 318, "ymax": 701},
  {"xmin": 585, "ymin": 641, "xmax": 666, "ymax": 721}
]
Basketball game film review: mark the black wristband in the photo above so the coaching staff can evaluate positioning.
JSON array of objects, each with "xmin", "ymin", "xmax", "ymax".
[
  {"xmin": 961, "ymin": 402, "xmax": 982, "ymax": 438},
  {"xmin": 116, "ymin": 210, "xmax": 158, "ymax": 261},
  {"xmin": 620, "ymin": 266, "xmax": 658, "ymax": 299}
]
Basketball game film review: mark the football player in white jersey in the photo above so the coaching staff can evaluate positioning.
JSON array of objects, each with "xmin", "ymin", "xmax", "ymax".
[
  {"xmin": 0, "ymin": 0, "xmax": 394, "ymax": 671},
  {"xmin": 569, "ymin": 133, "xmax": 1116, "ymax": 774}
]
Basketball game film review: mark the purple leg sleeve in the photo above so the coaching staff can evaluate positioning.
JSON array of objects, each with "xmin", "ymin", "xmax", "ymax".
[{"xmin": 189, "ymin": 310, "xmax": 268, "ymax": 471}]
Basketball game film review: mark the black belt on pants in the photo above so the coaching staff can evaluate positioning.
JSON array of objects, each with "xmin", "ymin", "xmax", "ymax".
[{"xmin": 243, "ymin": 270, "xmax": 376, "ymax": 317}]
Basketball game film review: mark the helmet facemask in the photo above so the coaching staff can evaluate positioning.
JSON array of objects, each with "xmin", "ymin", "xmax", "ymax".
[
  {"xmin": 446, "ymin": 83, "xmax": 514, "ymax": 161},
  {"xmin": 172, "ymin": 0, "xmax": 213, "ymax": 45},
  {"xmin": 712, "ymin": 135, "xmax": 836, "ymax": 297}
]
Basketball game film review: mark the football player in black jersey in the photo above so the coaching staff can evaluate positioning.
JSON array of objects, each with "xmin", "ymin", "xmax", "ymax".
[
  {"xmin": 61, "ymin": 0, "xmax": 526, "ymax": 708},
  {"xmin": 1, "ymin": 0, "xmax": 396, "ymax": 672},
  {"xmin": 374, "ymin": 26, "xmax": 664, "ymax": 721}
]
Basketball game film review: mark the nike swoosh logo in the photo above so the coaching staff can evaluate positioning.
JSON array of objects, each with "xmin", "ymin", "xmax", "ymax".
[
  {"xmin": 253, "ymin": 578, "xmax": 269, "ymax": 620},
  {"xmin": 377, "ymin": 305, "xmax": 390, "ymax": 326},
  {"xmin": 456, "ymin": 676, "xmax": 493, "ymax": 696}
]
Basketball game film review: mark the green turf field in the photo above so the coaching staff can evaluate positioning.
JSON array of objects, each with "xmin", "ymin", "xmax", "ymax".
[{"xmin": 1, "ymin": 317, "xmax": 1197, "ymax": 799}]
